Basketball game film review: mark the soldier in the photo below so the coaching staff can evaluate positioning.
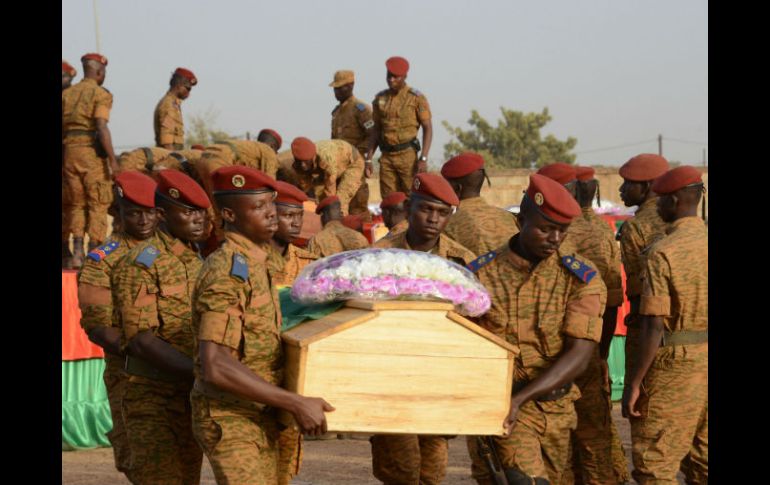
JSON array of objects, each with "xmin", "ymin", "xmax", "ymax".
[
  {"xmin": 441, "ymin": 152, "xmax": 519, "ymax": 255},
  {"xmin": 62, "ymin": 60, "xmax": 78, "ymax": 266},
  {"xmin": 190, "ymin": 166, "xmax": 334, "ymax": 484},
  {"xmin": 269, "ymin": 181, "xmax": 318, "ymax": 287},
  {"xmin": 365, "ymin": 56, "xmax": 432, "ymax": 199},
  {"xmin": 78, "ymin": 171, "xmax": 160, "ymax": 477},
  {"xmin": 306, "ymin": 195, "xmax": 370, "ymax": 257},
  {"xmin": 258, "ymin": 128, "xmax": 283, "ymax": 153},
  {"xmin": 154, "ymin": 67, "xmax": 197, "ymax": 150},
  {"xmin": 112, "ymin": 170, "xmax": 210, "ymax": 485},
  {"xmin": 622, "ymin": 166, "xmax": 708, "ymax": 484},
  {"xmin": 616, "ymin": 154, "xmax": 670, "ymax": 389},
  {"xmin": 62, "ymin": 60, "xmax": 76, "ymax": 90},
  {"xmin": 371, "ymin": 172, "xmax": 475, "ymax": 485},
  {"xmin": 465, "ymin": 174, "xmax": 607, "ymax": 484},
  {"xmin": 330, "ymin": 69, "xmax": 375, "ymax": 221},
  {"xmin": 379, "ymin": 191, "xmax": 409, "ymax": 236},
  {"xmin": 116, "ymin": 147, "xmax": 173, "ymax": 174},
  {"xmin": 62, "ymin": 53, "xmax": 119, "ymax": 268}
]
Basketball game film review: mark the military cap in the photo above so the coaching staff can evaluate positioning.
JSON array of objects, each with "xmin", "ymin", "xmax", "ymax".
[
  {"xmin": 258, "ymin": 128, "xmax": 283, "ymax": 150},
  {"xmin": 651, "ymin": 166, "xmax": 703, "ymax": 195},
  {"xmin": 62, "ymin": 60, "xmax": 77, "ymax": 77},
  {"xmin": 386, "ymin": 56, "xmax": 409, "ymax": 76},
  {"xmin": 329, "ymin": 70, "xmax": 355, "ymax": 87},
  {"xmin": 274, "ymin": 181, "xmax": 308, "ymax": 207},
  {"xmin": 619, "ymin": 153, "xmax": 670, "ymax": 182},
  {"xmin": 174, "ymin": 67, "xmax": 197, "ymax": 85},
  {"xmin": 156, "ymin": 170, "xmax": 211, "ymax": 209},
  {"xmin": 441, "ymin": 152, "xmax": 485, "ymax": 179},
  {"xmin": 315, "ymin": 195, "xmax": 340, "ymax": 214},
  {"xmin": 81, "ymin": 53, "xmax": 108, "ymax": 65},
  {"xmin": 291, "ymin": 137, "xmax": 317, "ymax": 160},
  {"xmin": 525, "ymin": 173, "xmax": 582, "ymax": 224},
  {"xmin": 411, "ymin": 173, "xmax": 460, "ymax": 207},
  {"xmin": 190, "ymin": 144, "xmax": 206, "ymax": 151},
  {"xmin": 380, "ymin": 191, "xmax": 408, "ymax": 209},
  {"xmin": 342, "ymin": 214, "xmax": 363, "ymax": 231},
  {"xmin": 115, "ymin": 171, "xmax": 157, "ymax": 208},
  {"xmin": 576, "ymin": 166, "xmax": 596, "ymax": 181},
  {"xmin": 211, "ymin": 166, "xmax": 279, "ymax": 196},
  {"xmin": 537, "ymin": 162, "xmax": 578, "ymax": 185}
]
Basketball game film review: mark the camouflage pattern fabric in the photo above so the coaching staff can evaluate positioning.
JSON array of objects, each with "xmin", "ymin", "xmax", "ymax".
[
  {"xmin": 116, "ymin": 147, "xmax": 172, "ymax": 174},
  {"xmin": 154, "ymin": 92, "xmax": 185, "ymax": 149},
  {"xmin": 313, "ymin": 139, "xmax": 365, "ymax": 214},
  {"xmin": 306, "ymin": 219, "xmax": 370, "ymax": 257},
  {"xmin": 383, "ymin": 219, "xmax": 409, "ymax": 239},
  {"xmin": 442, "ymin": 197, "xmax": 519, "ymax": 257},
  {"xmin": 270, "ymin": 243, "xmax": 319, "ymax": 288},
  {"xmin": 378, "ymin": 148, "xmax": 418, "ymax": 199},
  {"xmin": 373, "ymin": 230, "xmax": 475, "ymax": 266},
  {"xmin": 332, "ymin": 95, "xmax": 373, "ymax": 156}
]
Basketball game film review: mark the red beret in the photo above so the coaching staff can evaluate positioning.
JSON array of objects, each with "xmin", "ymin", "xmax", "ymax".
[
  {"xmin": 190, "ymin": 144, "xmax": 205, "ymax": 151},
  {"xmin": 651, "ymin": 166, "xmax": 703, "ymax": 195},
  {"xmin": 526, "ymin": 174, "xmax": 582, "ymax": 224},
  {"xmin": 385, "ymin": 56, "xmax": 409, "ymax": 76},
  {"xmin": 441, "ymin": 152, "xmax": 485, "ymax": 179},
  {"xmin": 576, "ymin": 166, "xmax": 595, "ymax": 181},
  {"xmin": 156, "ymin": 170, "xmax": 211, "ymax": 209},
  {"xmin": 537, "ymin": 163, "xmax": 578, "ymax": 185},
  {"xmin": 274, "ymin": 181, "xmax": 308, "ymax": 207},
  {"xmin": 174, "ymin": 67, "xmax": 197, "ymax": 85},
  {"xmin": 115, "ymin": 171, "xmax": 157, "ymax": 208},
  {"xmin": 411, "ymin": 173, "xmax": 460, "ymax": 207},
  {"xmin": 342, "ymin": 214, "xmax": 363, "ymax": 231},
  {"xmin": 315, "ymin": 195, "xmax": 340, "ymax": 214},
  {"xmin": 81, "ymin": 53, "xmax": 108, "ymax": 66},
  {"xmin": 62, "ymin": 61, "xmax": 77, "ymax": 77},
  {"xmin": 291, "ymin": 137, "xmax": 317, "ymax": 160},
  {"xmin": 258, "ymin": 129, "xmax": 282, "ymax": 150},
  {"xmin": 211, "ymin": 166, "xmax": 279, "ymax": 195},
  {"xmin": 619, "ymin": 154, "xmax": 670, "ymax": 182},
  {"xmin": 380, "ymin": 191, "xmax": 408, "ymax": 209}
]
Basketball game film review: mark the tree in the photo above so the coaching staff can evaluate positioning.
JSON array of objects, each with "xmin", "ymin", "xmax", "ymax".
[
  {"xmin": 442, "ymin": 107, "xmax": 577, "ymax": 169},
  {"xmin": 185, "ymin": 107, "xmax": 231, "ymax": 147}
]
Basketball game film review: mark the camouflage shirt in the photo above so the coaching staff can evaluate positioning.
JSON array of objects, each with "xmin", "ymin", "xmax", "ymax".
[
  {"xmin": 442, "ymin": 197, "xmax": 519, "ymax": 257},
  {"xmin": 198, "ymin": 140, "xmax": 279, "ymax": 196},
  {"xmin": 619, "ymin": 198, "xmax": 669, "ymax": 300},
  {"xmin": 372, "ymin": 84, "xmax": 431, "ymax": 147},
  {"xmin": 307, "ymin": 220, "xmax": 370, "ymax": 257},
  {"xmin": 373, "ymin": 231, "xmax": 476, "ymax": 267},
  {"xmin": 62, "ymin": 78, "xmax": 113, "ymax": 146},
  {"xmin": 117, "ymin": 147, "xmax": 172, "ymax": 174},
  {"xmin": 268, "ymin": 243, "xmax": 319, "ymax": 288},
  {"xmin": 332, "ymin": 95, "xmax": 374, "ymax": 155},
  {"xmin": 154, "ymin": 92, "xmax": 184, "ymax": 148}
]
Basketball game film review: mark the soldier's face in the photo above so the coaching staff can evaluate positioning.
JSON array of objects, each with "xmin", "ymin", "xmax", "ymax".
[
  {"xmin": 656, "ymin": 193, "xmax": 678, "ymax": 223},
  {"xmin": 178, "ymin": 82, "xmax": 193, "ymax": 100},
  {"xmin": 382, "ymin": 204, "xmax": 406, "ymax": 230},
  {"xmin": 222, "ymin": 192, "xmax": 278, "ymax": 244},
  {"xmin": 293, "ymin": 158, "xmax": 314, "ymax": 174},
  {"xmin": 386, "ymin": 72, "xmax": 406, "ymax": 91},
  {"xmin": 275, "ymin": 204, "xmax": 304, "ymax": 243},
  {"xmin": 159, "ymin": 203, "xmax": 208, "ymax": 243},
  {"xmin": 518, "ymin": 210, "xmax": 569, "ymax": 260},
  {"xmin": 119, "ymin": 201, "xmax": 159, "ymax": 240},
  {"xmin": 619, "ymin": 179, "xmax": 648, "ymax": 207},
  {"xmin": 407, "ymin": 197, "xmax": 452, "ymax": 240},
  {"xmin": 334, "ymin": 83, "xmax": 354, "ymax": 102}
]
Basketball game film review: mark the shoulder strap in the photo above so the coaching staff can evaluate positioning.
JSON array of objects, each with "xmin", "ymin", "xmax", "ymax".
[
  {"xmin": 561, "ymin": 255, "xmax": 597, "ymax": 283},
  {"xmin": 135, "ymin": 245, "xmax": 161, "ymax": 269},
  {"xmin": 230, "ymin": 253, "xmax": 249, "ymax": 282}
]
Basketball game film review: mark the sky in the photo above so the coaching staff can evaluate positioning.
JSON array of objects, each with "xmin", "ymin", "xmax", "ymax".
[{"xmin": 62, "ymin": 0, "xmax": 708, "ymax": 167}]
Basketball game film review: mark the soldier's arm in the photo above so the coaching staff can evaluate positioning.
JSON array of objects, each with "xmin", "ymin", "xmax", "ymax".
[
  {"xmin": 364, "ymin": 99, "xmax": 382, "ymax": 172},
  {"xmin": 156, "ymin": 99, "xmax": 177, "ymax": 150},
  {"xmin": 318, "ymin": 156, "xmax": 339, "ymax": 200},
  {"xmin": 416, "ymin": 95, "xmax": 433, "ymax": 172},
  {"xmin": 336, "ymin": 150, "xmax": 364, "ymax": 213},
  {"xmin": 600, "ymin": 241, "xmax": 624, "ymax": 359},
  {"xmin": 78, "ymin": 261, "xmax": 123, "ymax": 356},
  {"xmin": 95, "ymin": 118, "xmax": 118, "ymax": 176}
]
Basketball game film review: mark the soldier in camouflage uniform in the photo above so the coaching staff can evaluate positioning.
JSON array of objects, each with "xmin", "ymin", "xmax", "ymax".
[
  {"xmin": 258, "ymin": 128, "xmax": 283, "ymax": 153},
  {"xmin": 365, "ymin": 56, "xmax": 433, "ymax": 199},
  {"xmin": 306, "ymin": 195, "xmax": 370, "ymax": 257},
  {"xmin": 112, "ymin": 170, "xmax": 210, "ymax": 484},
  {"xmin": 78, "ymin": 171, "xmax": 160, "ymax": 477},
  {"xmin": 116, "ymin": 147, "xmax": 173, "ymax": 174},
  {"xmin": 465, "ymin": 174, "xmax": 607, "ymax": 485},
  {"xmin": 379, "ymin": 191, "xmax": 409, "ymax": 237},
  {"xmin": 154, "ymin": 68, "xmax": 197, "ymax": 150},
  {"xmin": 623, "ymin": 166, "xmax": 707, "ymax": 485},
  {"xmin": 371, "ymin": 173, "xmax": 475, "ymax": 485},
  {"xmin": 190, "ymin": 166, "xmax": 334, "ymax": 484},
  {"xmin": 330, "ymin": 70, "xmax": 375, "ymax": 221},
  {"xmin": 62, "ymin": 60, "xmax": 76, "ymax": 90},
  {"xmin": 441, "ymin": 153, "xmax": 519, "ymax": 256},
  {"xmin": 62, "ymin": 60, "xmax": 78, "ymax": 266}
]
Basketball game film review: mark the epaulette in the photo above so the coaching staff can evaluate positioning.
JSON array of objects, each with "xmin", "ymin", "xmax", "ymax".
[
  {"xmin": 375, "ymin": 89, "xmax": 389, "ymax": 98},
  {"xmin": 355, "ymin": 102, "xmax": 366, "ymax": 112},
  {"xmin": 409, "ymin": 87, "xmax": 423, "ymax": 97},
  {"xmin": 562, "ymin": 255, "xmax": 597, "ymax": 283},
  {"xmin": 466, "ymin": 250, "xmax": 499, "ymax": 273},
  {"xmin": 231, "ymin": 253, "xmax": 249, "ymax": 282},
  {"xmin": 87, "ymin": 240, "xmax": 120, "ymax": 262},
  {"xmin": 135, "ymin": 245, "xmax": 160, "ymax": 268}
]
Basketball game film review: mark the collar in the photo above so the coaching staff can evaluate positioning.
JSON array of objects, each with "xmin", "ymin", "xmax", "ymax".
[
  {"xmin": 668, "ymin": 216, "xmax": 704, "ymax": 233},
  {"xmin": 637, "ymin": 197, "xmax": 659, "ymax": 214},
  {"xmin": 458, "ymin": 196, "xmax": 486, "ymax": 209},
  {"xmin": 157, "ymin": 229, "xmax": 198, "ymax": 257},
  {"xmin": 225, "ymin": 231, "xmax": 269, "ymax": 264}
]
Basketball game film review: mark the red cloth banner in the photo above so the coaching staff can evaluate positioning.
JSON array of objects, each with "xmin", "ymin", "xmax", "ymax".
[{"xmin": 62, "ymin": 270, "xmax": 104, "ymax": 361}]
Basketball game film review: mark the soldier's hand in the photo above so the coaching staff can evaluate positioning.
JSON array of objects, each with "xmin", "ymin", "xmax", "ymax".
[
  {"xmin": 622, "ymin": 384, "xmax": 641, "ymax": 418},
  {"xmin": 502, "ymin": 397, "xmax": 522, "ymax": 437},
  {"xmin": 416, "ymin": 159, "xmax": 428, "ymax": 174},
  {"xmin": 292, "ymin": 396, "xmax": 335, "ymax": 436},
  {"xmin": 365, "ymin": 161, "xmax": 374, "ymax": 178}
]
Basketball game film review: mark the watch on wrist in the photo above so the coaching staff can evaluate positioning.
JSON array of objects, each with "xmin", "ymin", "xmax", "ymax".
[{"xmin": 419, "ymin": 155, "xmax": 428, "ymax": 162}]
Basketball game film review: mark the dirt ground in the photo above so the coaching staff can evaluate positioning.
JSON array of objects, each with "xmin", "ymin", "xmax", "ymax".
[{"xmin": 62, "ymin": 404, "xmax": 685, "ymax": 484}]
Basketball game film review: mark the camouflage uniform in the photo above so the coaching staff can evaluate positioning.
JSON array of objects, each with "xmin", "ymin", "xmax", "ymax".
[
  {"xmin": 306, "ymin": 219, "xmax": 370, "ymax": 257},
  {"xmin": 154, "ymin": 92, "xmax": 185, "ymax": 150},
  {"xmin": 442, "ymin": 196, "xmax": 519, "ymax": 256},
  {"xmin": 372, "ymin": 84, "xmax": 431, "ymax": 198},
  {"xmin": 467, "ymin": 237, "xmax": 607, "ymax": 484},
  {"xmin": 371, "ymin": 232, "xmax": 475, "ymax": 485},
  {"xmin": 270, "ymin": 243, "xmax": 319, "ymax": 288},
  {"xmin": 112, "ymin": 230, "xmax": 203, "ymax": 485},
  {"xmin": 332, "ymin": 95, "xmax": 374, "ymax": 220},
  {"xmin": 191, "ymin": 231, "xmax": 284, "ymax": 484},
  {"xmin": 78, "ymin": 233, "xmax": 146, "ymax": 474},
  {"xmin": 632, "ymin": 217, "xmax": 708, "ymax": 485},
  {"xmin": 117, "ymin": 147, "xmax": 172, "ymax": 174},
  {"xmin": 384, "ymin": 219, "xmax": 409, "ymax": 239},
  {"xmin": 62, "ymin": 77, "xmax": 114, "ymax": 245}
]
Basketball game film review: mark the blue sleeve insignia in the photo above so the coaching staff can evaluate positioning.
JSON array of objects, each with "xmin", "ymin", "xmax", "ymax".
[
  {"xmin": 562, "ymin": 255, "xmax": 596, "ymax": 283},
  {"xmin": 87, "ymin": 240, "xmax": 120, "ymax": 262},
  {"xmin": 466, "ymin": 250, "xmax": 497, "ymax": 273},
  {"xmin": 231, "ymin": 253, "xmax": 249, "ymax": 282},
  {"xmin": 355, "ymin": 103, "xmax": 366, "ymax": 112},
  {"xmin": 135, "ymin": 245, "xmax": 160, "ymax": 268}
]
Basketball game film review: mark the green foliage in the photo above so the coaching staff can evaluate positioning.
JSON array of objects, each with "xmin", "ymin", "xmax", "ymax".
[
  {"xmin": 185, "ymin": 107, "xmax": 231, "ymax": 147},
  {"xmin": 442, "ymin": 107, "xmax": 578, "ymax": 169}
]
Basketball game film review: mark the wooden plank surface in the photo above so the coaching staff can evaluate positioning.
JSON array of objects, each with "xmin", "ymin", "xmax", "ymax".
[
  {"xmin": 281, "ymin": 308, "xmax": 376, "ymax": 347},
  {"xmin": 345, "ymin": 299, "xmax": 455, "ymax": 312},
  {"xmin": 446, "ymin": 312, "xmax": 520, "ymax": 355}
]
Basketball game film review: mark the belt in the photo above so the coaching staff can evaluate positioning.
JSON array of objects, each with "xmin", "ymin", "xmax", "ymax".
[
  {"xmin": 124, "ymin": 355, "xmax": 178, "ymax": 383},
  {"xmin": 65, "ymin": 129, "xmax": 97, "ymax": 138},
  {"xmin": 379, "ymin": 138, "xmax": 420, "ymax": 153},
  {"xmin": 661, "ymin": 330, "xmax": 708, "ymax": 347},
  {"xmin": 193, "ymin": 378, "xmax": 267, "ymax": 412},
  {"xmin": 511, "ymin": 380, "xmax": 573, "ymax": 402},
  {"xmin": 141, "ymin": 147, "xmax": 155, "ymax": 171}
]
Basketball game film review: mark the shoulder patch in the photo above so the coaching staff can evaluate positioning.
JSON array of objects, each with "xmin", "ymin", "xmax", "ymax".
[
  {"xmin": 562, "ymin": 255, "xmax": 597, "ymax": 283},
  {"xmin": 231, "ymin": 253, "xmax": 249, "ymax": 282},
  {"xmin": 409, "ymin": 87, "xmax": 423, "ymax": 96},
  {"xmin": 87, "ymin": 240, "xmax": 121, "ymax": 262},
  {"xmin": 134, "ymin": 245, "xmax": 160, "ymax": 268},
  {"xmin": 355, "ymin": 103, "xmax": 366, "ymax": 112},
  {"xmin": 466, "ymin": 250, "xmax": 499, "ymax": 273}
]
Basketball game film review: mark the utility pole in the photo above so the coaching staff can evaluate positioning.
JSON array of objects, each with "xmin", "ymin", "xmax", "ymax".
[
  {"xmin": 658, "ymin": 134, "xmax": 663, "ymax": 156},
  {"xmin": 93, "ymin": 0, "xmax": 102, "ymax": 53},
  {"xmin": 246, "ymin": 131, "xmax": 251, "ymax": 140}
]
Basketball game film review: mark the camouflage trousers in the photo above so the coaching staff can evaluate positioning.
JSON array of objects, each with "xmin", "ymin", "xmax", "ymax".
[
  {"xmin": 370, "ymin": 434, "xmax": 448, "ymax": 485},
  {"xmin": 630, "ymin": 343, "xmax": 708, "ymax": 485},
  {"xmin": 62, "ymin": 145, "xmax": 113, "ymax": 244},
  {"xmin": 122, "ymin": 380, "xmax": 202, "ymax": 485},
  {"xmin": 378, "ymin": 148, "xmax": 417, "ymax": 199},
  {"xmin": 348, "ymin": 173, "xmax": 371, "ymax": 222},
  {"xmin": 277, "ymin": 426, "xmax": 303, "ymax": 485},
  {"xmin": 103, "ymin": 356, "xmax": 130, "ymax": 474},
  {"xmin": 466, "ymin": 393, "xmax": 578, "ymax": 484},
  {"xmin": 191, "ymin": 393, "xmax": 280, "ymax": 485}
]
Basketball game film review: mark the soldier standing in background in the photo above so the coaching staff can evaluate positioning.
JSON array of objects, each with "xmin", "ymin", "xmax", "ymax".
[
  {"xmin": 62, "ymin": 60, "xmax": 76, "ymax": 90},
  {"xmin": 62, "ymin": 60, "xmax": 77, "ymax": 266},
  {"xmin": 258, "ymin": 128, "xmax": 283, "ymax": 153},
  {"xmin": 154, "ymin": 68, "xmax": 197, "ymax": 150}
]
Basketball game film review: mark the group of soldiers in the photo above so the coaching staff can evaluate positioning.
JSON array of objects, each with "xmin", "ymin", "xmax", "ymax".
[{"xmin": 64, "ymin": 52, "xmax": 707, "ymax": 485}]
